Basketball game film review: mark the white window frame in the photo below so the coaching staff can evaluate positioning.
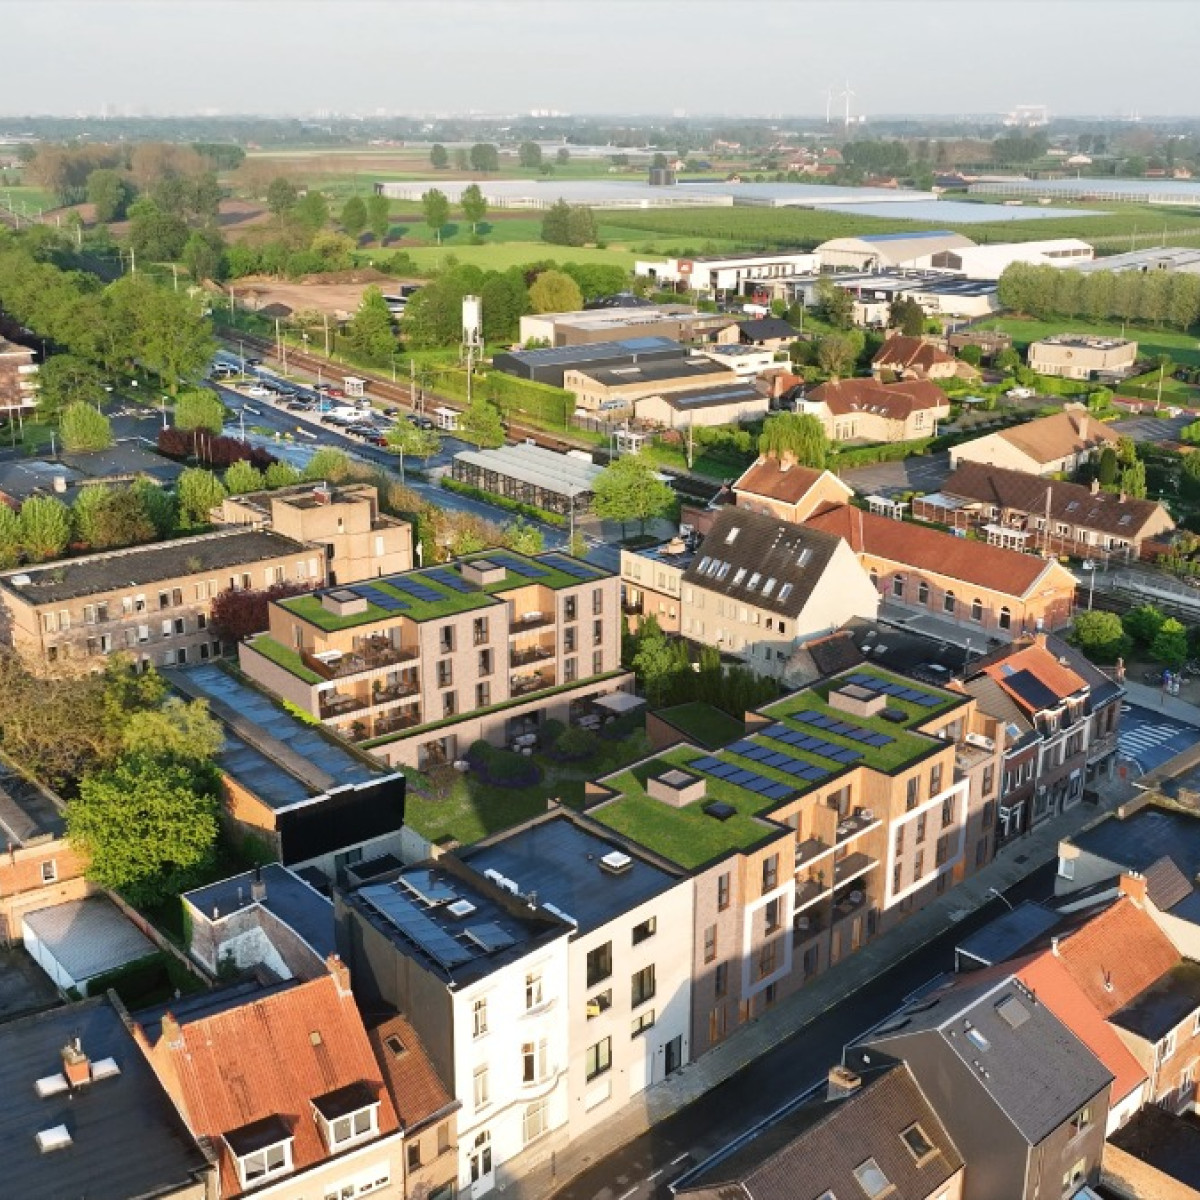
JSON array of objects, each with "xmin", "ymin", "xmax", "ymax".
[
  {"xmin": 237, "ymin": 1138, "xmax": 293, "ymax": 1188},
  {"xmin": 324, "ymin": 1104, "xmax": 378, "ymax": 1150}
]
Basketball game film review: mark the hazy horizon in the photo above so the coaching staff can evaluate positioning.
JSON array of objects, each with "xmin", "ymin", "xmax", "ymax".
[{"xmin": 2, "ymin": 0, "xmax": 1198, "ymax": 121}]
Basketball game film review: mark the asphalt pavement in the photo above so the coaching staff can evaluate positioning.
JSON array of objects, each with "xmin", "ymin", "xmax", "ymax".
[{"xmin": 840, "ymin": 451, "xmax": 951, "ymax": 499}]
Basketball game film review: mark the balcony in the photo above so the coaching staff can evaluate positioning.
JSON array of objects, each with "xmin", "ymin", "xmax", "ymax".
[
  {"xmin": 795, "ymin": 837, "xmax": 834, "ymax": 869},
  {"xmin": 302, "ymin": 641, "xmax": 417, "ymax": 680},
  {"xmin": 794, "ymin": 875, "xmax": 831, "ymax": 912},
  {"xmin": 372, "ymin": 711, "xmax": 422, "ymax": 737},
  {"xmin": 622, "ymin": 600, "xmax": 644, "ymax": 616},
  {"xmin": 833, "ymin": 851, "xmax": 877, "ymax": 888},
  {"xmin": 511, "ymin": 646, "xmax": 555, "ymax": 669},
  {"xmin": 832, "ymin": 888, "xmax": 869, "ymax": 924},
  {"xmin": 511, "ymin": 669, "xmax": 555, "ymax": 697},
  {"xmin": 792, "ymin": 910, "xmax": 827, "ymax": 947},
  {"xmin": 372, "ymin": 679, "xmax": 420, "ymax": 705},
  {"xmin": 834, "ymin": 809, "xmax": 879, "ymax": 843},
  {"xmin": 510, "ymin": 612, "xmax": 556, "ymax": 635},
  {"xmin": 319, "ymin": 690, "xmax": 372, "ymax": 719}
]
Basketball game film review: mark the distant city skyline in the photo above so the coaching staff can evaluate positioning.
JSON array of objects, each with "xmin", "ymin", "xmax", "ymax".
[{"xmin": 1, "ymin": 0, "xmax": 1197, "ymax": 120}]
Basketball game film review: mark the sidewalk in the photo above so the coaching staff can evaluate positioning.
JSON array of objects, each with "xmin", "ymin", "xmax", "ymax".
[
  {"xmin": 502, "ymin": 783, "xmax": 1131, "ymax": 1199},
  {"xmin": 1122, "ymin": 679, "xmax": 1200, "ymax": 728}
]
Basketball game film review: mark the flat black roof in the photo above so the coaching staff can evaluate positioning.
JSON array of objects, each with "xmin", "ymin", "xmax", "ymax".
[
  {"xmin": 1111, "ymin": 962, "xmax": 1200, "ymax": 1042},
  {"xmin": 576, "ymin": 358, "xmax": 729, "ymax": 388},
  {"xmin": 1110, "ymin": 1105, "xmax": 1200, "ymax": 1192},
  {"xmin": 0, "ymin": 529, "xmax": 309, "ymax": 605},
  {"xmin": 1072, "ymin": 806, "xmax": 1200, "ymax": 883},
  {"xmin": 0, "ymin": 997, "xmax": 211, "ymax": 1199},
  {"xmin": 956, "ymin": 901, "xmax": 1062, "ymax": 967},
  {"xmin": 464, "ymin": 812, "xmax": 680, "ymax": 935},
  {"xmin": 497, "ymin": 337, "xmax": 683, "ymax": 368}
]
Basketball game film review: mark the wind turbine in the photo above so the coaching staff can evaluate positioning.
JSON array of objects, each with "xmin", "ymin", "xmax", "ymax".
[
  {"xmin": 841, "ymin": 81, "xmax": 855, "ymax": 129},
  {"xmin": 825, "ymin": 86, "xmax": 836, "ymax": 124}
]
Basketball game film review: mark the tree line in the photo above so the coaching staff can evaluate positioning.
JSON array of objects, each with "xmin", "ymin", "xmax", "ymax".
[{"xmin": 998, "ymin": 261, "xmax": 1200, "ymax": 331}]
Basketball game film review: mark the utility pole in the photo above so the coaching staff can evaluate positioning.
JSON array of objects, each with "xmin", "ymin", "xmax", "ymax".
[
  {"xmin": 130, "ymin": 245, "xmax": 136, "ymax": 277},
  {"xmin": 171, "ymin": 263, "xmax": 178, "ymax": 292},
  {"xmin": 323, "ymin": 313, "xmax": 331, "ymax": 357},
  {"xmin": 410, "ymin": 358, "xmax": 416, "ymax": 412}
]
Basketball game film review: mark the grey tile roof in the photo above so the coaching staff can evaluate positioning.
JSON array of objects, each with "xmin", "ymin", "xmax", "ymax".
[
  {"xmin": 0, "ymin": 996, "xmax": 211, "ymax": 1200},
  {"xmin": 866, "ymin": 974, "xmax": 1113, "ymax": 1144},
  {"xmin": 956, "ymin": 901, "xmax": 1063, "ymax": 968},
  {"xmin": 1143, "ymin": 855, "xmax": 1195, "ymax": 912},
  {"xmin": 682, "ymin": 507, "xmax": 843, "ymax": 619},
  {"xmin": 677, "ymin": 1062, "xmax": 962, "ymax": 1199}
]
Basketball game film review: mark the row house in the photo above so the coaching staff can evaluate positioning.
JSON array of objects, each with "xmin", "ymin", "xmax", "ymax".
[
  {"xmin": 804, "ymin": 503, "xmax": 1080, "ymax": 639},
  {"xmin": 0, "ymin": 528, "xmax": 324, "ymax": 674},
  {"xmin": 239, "ymin": 550, "xmax": 632, "ymax": 771},
  {"xmin": 586, "ymin": 664, "xmax": 1003, "ymax": 1060},
  {"xmin": 929, "ymin": 461, "xmax": 1175, "ymax": 561},
  {"xmin": 965, "ymin": 635, "xmax": 1124, "ymax": 826}
]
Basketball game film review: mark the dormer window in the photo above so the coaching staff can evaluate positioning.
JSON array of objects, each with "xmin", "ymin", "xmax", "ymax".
[
  {"xmin": 226, "ymin": 1116, "xmax": 295, "ymax": 1188},
  {"xmin": 312, "ymin": 1083, "xmax": 381, "ymax": 1152}
]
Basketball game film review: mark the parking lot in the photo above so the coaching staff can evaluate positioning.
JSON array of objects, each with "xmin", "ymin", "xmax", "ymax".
[
  {"xmin": 1118, "ymin": 703, "xmax": 1199, "ymax": 774},
  {"xmin": 841, "ymin": 452, "xmax": 951, "ymax": 499},
  {"xmin": 1111, "ymin": 413, "xmax": 1193, "ymax": 442}
]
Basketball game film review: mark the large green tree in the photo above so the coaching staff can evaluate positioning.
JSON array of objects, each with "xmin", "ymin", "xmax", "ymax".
[
  {"xmin": 182, "ymin": 228, "xmax": 226, "ymax": 283},
  {"xmin": 1070, "ymin": 609, "xmax": 1129, "ymax": 662},
  {"xmin": 345, "ymin": 285, "xmax": 396, "ymax": 361},
  {"xmin": 341, "ymin": 195, "xmax": 367, "ymax": 240},
  {"xmin": 518, "ymin": 142, "xmax": 543, "ymax": 170},
  {"xmin": 177, "ymin": 467, "xmax": 227, "ymax": 527},
  {"xmin": 18, "ymin": 495, "xmax": 71, "ymax": 562},
  {"xmin": 429, "ymin": 144, "xmax": 449, "ymax": 170},
  {"xmin": 67, "ymin": 754, "xmax": 221, "ymax": 905},
  {"xmin": 304, "ymin": 447, "xmax": 352, "ymax": 482},
  {"xmin": 469, "ymin": 143, "xmax": 500, "ymax": 173},
  {"xmin": 60, "ymin": 401, "xmax": 114, "ymax": 452},
  {"xmin": 592, "ymin": 454, "xmax": 675, "ymax": 535},
  {"xmin": 294, "ymin": 190, "xmax": 330, "ymax": 236},
  {"xmin": 122, "ymin": 697, "xmax": 224, "ymax": 765},
  {"xmin": 366, "ymin": 192, "xmax": 391, "ymax": 243},
  {"xmin": 529, "ymin": 269, "xmax": 584, "ymax": 314},
  {"xmin": 86, "ymin": 168, "xmax": 131, "ymax": 223},
  {"xmin": 460, "ymin": 396, "xmax": 505, "ymax": 449},
  {"xmin": 36, "ymin": 355, "xmax": 106, "ymax": 421},
  {"xmin": 461, "ymin": 183, "xmax": 487, "ymax": 234},
  {"xmin": 758, "ymin": 412, "xmax": 829, "ymax": 467},
  {"xmin": 174, "ymin": 388, "xmax": 226, "ymax": 433},
  {"xmin": 106, "ymin": 276, "xmax": 215, "ymax": 393},
  {"xmin": 814, "ymin": 276, "xmax": 854, "ymax": 329},
  {"xmin": 266, "ymin": 176, "xmax": 299, "ymax": 219},
  {"xmin": 224, "ymin": 459, "xmax": 266, "ymax": 495},
  {"xmin": 816, "ymin": 331, "xmax": 861, "ymax": 377},
  {"xmin": 1153, "ymin": 617, "xmax": 1189, "ymax": 669}
]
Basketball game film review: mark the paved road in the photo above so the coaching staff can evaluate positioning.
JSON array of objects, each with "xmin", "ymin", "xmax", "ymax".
[
  {"xmin": 1118, "ymin": 703, "xmax": 1199, "ymax": 775},
  {"xmin": 1111, "ymin": 413, "xmax": 1192, "ymax": 441},
  {"xmin": 557, "ymin": 864, "xmax": 1057, "ymax": 1200}
]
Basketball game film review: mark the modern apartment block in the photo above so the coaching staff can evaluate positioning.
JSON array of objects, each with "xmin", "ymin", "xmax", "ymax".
[
  {"xmin": 335, "ymin": 856, "xmax": 574, "ymax": 1197},
  {"xmin": 239, "ymin": 550, "xmax": 632, "ymax": 769},
  {"xmin": 586, "ymin": 665, "xmax": 1003, "ymax": 1058},
  {"xmin": 0, "ymin": 528, "xmax": 325, "ymax": 673},
  {"xmin": 219, "ymin": 481, "xmax": 413, "ymax": 585}
]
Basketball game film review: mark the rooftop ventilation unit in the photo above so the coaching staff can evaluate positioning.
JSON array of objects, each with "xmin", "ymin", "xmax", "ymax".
[
  {"xmin": 447, "ymin": 900, "xmax": 477, "ymax": 919},
  {"xmin": 34, "ymin": 1074, "xmax": 69, "ymax": 1099},
  {"xmin": 600, "ymin": 850, "xmax": 633, "ymax": 875},
  {"xmin": 36, "ymin": 1125, "xmax": 72, "ymax": 1153}
]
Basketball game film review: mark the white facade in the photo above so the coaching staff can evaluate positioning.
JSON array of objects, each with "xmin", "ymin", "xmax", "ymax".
[
  {"xmin": 696, "ymin": 345, "xmax": 777, "ymax": 378},
  {"xmin": 910, "ymin": 239, "xmax": 1095, "ymax": 280},
  {"xmin": 636, "ymin": 252, "xmax": 821, "ymax": 296},
  {"xmin": 451, "ymin": 937, "xmax": 571, "ymax": 1198}
]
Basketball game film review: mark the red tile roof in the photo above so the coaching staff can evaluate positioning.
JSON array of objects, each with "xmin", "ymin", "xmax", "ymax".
[
  {"xmin": 871, "ymin": 335, "xmax": 956, "ymax": 373},
  {"xmin": 367, "ymin": 1014, "xmax": 455, "ymax": 1132},
  {"xmin": 733, "ymin": 457, "xmax": 850, "ymax": 507},
  {"xmin": 982, "ymin": 641, "xmax": 1089, "ymax": 704},
  {"xmin": 1054, "ymin": 897, "xmax": 1180, "ymax": 1018},
  {"xmin": 140, "ymin": 965, "xmax": 398, "ymax": 1198},
  {"xmin": 1017, "ymin": 952, "xmax": 1148, "ymax": 1105},
  {"xmin": 808, "ymin": 377, "xmax": 951, "ymax": 419},
  {"xmin": 803, "ymin": 504, "xmax": 1069, "ymax": 598}
]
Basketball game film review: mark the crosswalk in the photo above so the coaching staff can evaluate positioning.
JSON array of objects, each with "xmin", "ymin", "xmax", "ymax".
[{"xmin": 1119, "ymin": 722, "xmax": 1195, "ymax": 769}]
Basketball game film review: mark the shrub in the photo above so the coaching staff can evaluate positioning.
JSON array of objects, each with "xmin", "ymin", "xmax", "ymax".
[
  {"xmin": 539, "ymin": 718, "xmax": 566, "ymax": 749},
  {"xmin": 550, "ymin": 725, "xmax": 599, "ymax": 762},
  {"xmin": 465, "ymin": 739, "xmax": 493, "ymax": 770},
  {"xmin": 480, "ymin": 748, "xmax": 542, "ymax": 788}
]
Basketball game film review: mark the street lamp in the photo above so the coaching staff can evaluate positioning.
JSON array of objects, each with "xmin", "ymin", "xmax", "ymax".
[
  {"xmin": 161, "ymin": 395, "xmax": 169, "ymax": 430},
  {"xmin": 1082, "ymin": 559, "xmax": 1096, "ymax": 610},
  {"xmin": 987, "ymin": 887, "xmax": 1015, "ymax": 912}
]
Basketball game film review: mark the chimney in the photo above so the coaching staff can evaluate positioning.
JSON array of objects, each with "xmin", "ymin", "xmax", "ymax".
[
  {"xmin": 160, "ymin": 1012, "xmax": 184, "ymax": 1050},
  {"xmin": 327, "ymin": 954, "xmax": 353, "ymax": 996},
  {"xmin": 1118, "ymin": 490, "xmax": 1127, "ymax": 504},
  {"xmin": 827, "ymin": 1065, "xmax": 862, "ymax": 1101},
  {"xmin": 1051, "ymin": 936, "xmax": 1061, "ymax": 957},
  {"xmin": 1077, "ymin": 415, "xmax": 1088, "ymax": 440},
  {"xmin": 1090, "ymin": 478, "xmax": 1100, "ymax": 495},
  {"xmin": 1119, "ymin": 871, "xmax": 1148, "ymax": 905},
  {"xmin": 778, "ymin": 450, "xmax": 796, "ymax": 472},
  {"xmin": 61, "ymin": 1039, "xmax": 90, "ymax": 1088},
  {"xmin": 251, "ymin": 864, "xmax": 266, "ymax": 904}
]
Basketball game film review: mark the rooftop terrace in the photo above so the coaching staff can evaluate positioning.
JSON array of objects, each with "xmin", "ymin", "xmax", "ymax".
[
  {"xmin": 278, "ymin": 550, "xmax": 605, "ymax": 632},
  {"xmin": 592, "ymin": 667, "xmax": 960, "ymax": 869}
]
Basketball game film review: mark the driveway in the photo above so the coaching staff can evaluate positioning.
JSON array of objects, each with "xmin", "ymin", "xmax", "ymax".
[{"xmin": 840, "ymin": 452, "xmax": 951, "ymax": 498}]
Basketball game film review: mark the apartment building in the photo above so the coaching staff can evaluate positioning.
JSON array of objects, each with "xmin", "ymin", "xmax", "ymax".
[
  {"xmin": 620, "ymin": 536, "xmax": 694, "ymax": 633},
  {"xmin": 135, "ymin": 962, "xmax": 408, "ymax": 1200},
  {"xmin": 0, "ymin": 336, "xmax": 38, "ymax": 415},
  {"xmin": 676, "ymin": 507, "xmax": 880, "ymax": 679},
  {"xmin": 1029, "ymin": 333, "xmax": 1138, "ymax": 380},
  {"xmin": 853, "ymin": 974, "xmax": 1112, "ymax": 1200},
  {"xmin": 932, "ymin": 462, "xmax": 1175, "ymax": 560},
  {"xmin": 0, "ymin": 528, "xmax": 323, "ymax": 673},
  {"xmin": 0, "ymin": 757, "xmax": 93, "ymax": 943},
  {"xmin": 965, "ymin": 635, "xmax": 1123, "ymax": 825},
  {"xmin": 949, "ymin": 406, "xmax": 1121, "ymax": 477},
  {"xmin": 464, "ymin": 811, "xmax": 694, "ymax": 1141},
  {"xmin": 239, "ymin": 550, "xmax": 631, "ymax": 770},
  {"xmin": 335, "ymin": 857, "xmax": 574, "ymax": 1196},
  {"xmin": 804, "ymin": 504, "xmax": 1080, "ymax": 638},
  {"xmin": 0, "ymin": 995, "xmax": 217, "ymax": 1200},
  {"xmin": 219, "ymin": 482, "xmax": 413, "ymax": 585},
  {"xmin": 587, "ymin": 664, "xmax": 1002, "ymax": 1058}
]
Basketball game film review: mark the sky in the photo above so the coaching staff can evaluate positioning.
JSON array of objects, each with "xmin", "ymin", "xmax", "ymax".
[{"xmin": 2, "ymin": 0, "xmax": 1198, "ymax": 119}]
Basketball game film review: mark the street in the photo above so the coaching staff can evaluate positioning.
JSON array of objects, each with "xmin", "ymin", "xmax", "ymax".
[{"xmin": 555, "ymin": 863, "xmax": 1057, "ymax": 1200}]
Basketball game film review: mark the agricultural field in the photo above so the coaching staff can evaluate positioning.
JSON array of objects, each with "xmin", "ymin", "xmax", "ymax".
[
  {"xmin": 379, "ymin": 242, "xmax": 642, "ymax": 273},
  {"xmin": 595, "ymin": 203, "xmax": 1200, "ymax": 252}
]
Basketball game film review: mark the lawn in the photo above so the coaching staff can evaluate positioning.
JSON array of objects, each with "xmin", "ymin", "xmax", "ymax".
[
  {"xmin": 592, "ymin": 746, "xmax": 781, "ymax": 869},
  {"xmin": 656, "ymin": 702, "xmax": 744, "ymax": 748},
  {"xmin": 245, "ymin": 635, "xmax": 322, "ymax": 684},
  {"xmin": 394, "ymin": 242, "xmax": 641, "ymax": 272},
  {"xmin": 977, "ymin": 317, "xmax": 1200, "ymax": 369}
]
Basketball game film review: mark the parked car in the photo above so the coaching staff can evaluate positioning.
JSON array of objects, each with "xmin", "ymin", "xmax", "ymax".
[
  {"xmin": 1006, "ymin": 386, "xmax": 1035, "ymax": 400},
  {"xmin": 383, "ymin": 406, "xmax": 400, "ymax": 417},
  {"xmin": 245, "ymin": 385, "xmax": 271, "ymax": 398},
  {"xmin": 413, "ymin": 415, "xmax": 434, "ymax": 429},
  {"xmin": 313, "ymin": 382, "xmax": 332, "ymax": 393}
]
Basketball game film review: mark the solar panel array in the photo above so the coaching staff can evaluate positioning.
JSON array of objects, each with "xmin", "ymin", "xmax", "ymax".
[
  {"xmin": 760, "ymin": 723, "xmax": 864, "ymax": 764},
  {"xmin": 388, "ymin": 574, "xmax": 449, "ymax": 603},
  {"xmin": 795, "ymin": 710, "xmax": 895, "ymax": 748},
  {"xmin": 845, "ymin": 673, "xmax": 942, "ymax": 708},
  {"xmin": 464, "ymin": 922, "xmax": 516, "ymax": 953},
  {"xmin": 484, "ymin": 551, "xmax": 550, "ymax": 579},
  {"xmin": 353, "ymin": 584, "xmax": 410, "ymax": 612},
  {"xmin": 687, "ymin": 756, "xmax": 795, "ymax": 800},
  {"xmin": 400, "ymin": 869, "xmax": 458, "ymax": 906},
  {"xmin": 541, "ymin": 554, "xmax": 603, "ymax": 580},
  {"xmin": 726, "ymin": 739, "xmax": 832, "ymax": 783},
  {"xmin": 427, "ymin": 567, "xmax": 476, "ymax": 594},
  {"xmin": 359, "ymin": 883, "xmax": 474, "ymax": 970}
]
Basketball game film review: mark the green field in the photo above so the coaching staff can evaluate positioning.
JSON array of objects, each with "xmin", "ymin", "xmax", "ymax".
[
  {"xmin": 388, "ymin": 242, "xmax": 642, "ymax": 272},
  {"xmin": 978, "ymin": 316, "xmax": 1200, "ymax": 368},
  {"xmin": 0, "ymin": 183, "xmax": 56, "ymax": 216}
]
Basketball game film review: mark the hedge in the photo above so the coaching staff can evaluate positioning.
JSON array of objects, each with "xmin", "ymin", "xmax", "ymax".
[
  {"xmin": 831, "ymin": 437, "xmax": 936, "ymax": 470},
  {"xmin": 440, "ymin": 477, "xmax": 567, "ymax": 527},
  {"xmin": 434, "ymin": 367, "xmax": 574, "ymax": 428}
]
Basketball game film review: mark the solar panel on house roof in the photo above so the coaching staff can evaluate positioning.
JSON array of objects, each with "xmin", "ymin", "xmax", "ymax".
[
  {"xmin": 427, "ymin": 567, "xmax": 475, "ymax": 594},
  {"xmin": 689, "ymin": 756, "xmax": 722, "ymax": 773},
  {"xmin": 388, "ymin": 575, "xmax": 447, "ymax": 603},
  {"xmin": 400, "ymin": 869, "xmax": 458, "ymax": 906},
  {"xmin": 359, "ymin": 884, "xmax": 474, "ymax": 970},
  {"xmin": 1002, "ymin": 668, "xmax": 1060, "ymax": 712},
  {"xmin": 540, "ymin": 553, "xmax": 604, "ymax": 580},
  {"xmin": 354, "ymin": 585, "xmax": 410, "ymax": 612},
  {"xmin": 464, "ymin": 923, "xmax": 517, "ymax": 953},
  {"xmin": 487, "ymin": 551, "xmax": 550, "ymax": 579}
]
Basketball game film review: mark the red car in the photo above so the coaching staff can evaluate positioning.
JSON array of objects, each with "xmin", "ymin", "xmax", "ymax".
[{"xmin": 327, "ymin": 388, "xmax": 345, "ymax": 399}]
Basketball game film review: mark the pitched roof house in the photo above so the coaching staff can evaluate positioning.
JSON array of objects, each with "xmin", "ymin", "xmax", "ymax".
[
  {"xmin": 949, "ymin": 406, "xmax": 1122, "ymax": 476},
  {"xmin": 935, "ymin": 460, "xmax": 1175, "ymax": 558},
  {"xmin": 803, "ymin": 503, "xmax": 1079, "ymax": 637},
  {"xmin": 872, "ymin": 334, "xmax": 969, "ymax": 381},
  {"xmin": 799, "ymin": 376, "xmax": 953, "ymax": 443},
  {"xmin": 675, "ymin": 1061, "xmax": 964, "ymax": 1200},
  {"xmin": 135, "ymin": 962, "xmax": 403, "ymax": 1200},
  {"xmin": 732, "ymin": 454, "xmax": 855, "ymax": 524}
]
